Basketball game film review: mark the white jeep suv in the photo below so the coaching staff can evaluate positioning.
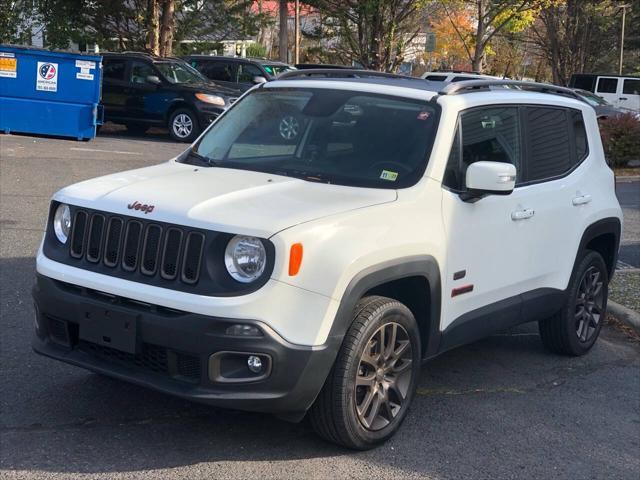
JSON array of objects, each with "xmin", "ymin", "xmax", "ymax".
[{"xmin": 33, "ymin": 72, "xmax": 622, "ymax": 449}]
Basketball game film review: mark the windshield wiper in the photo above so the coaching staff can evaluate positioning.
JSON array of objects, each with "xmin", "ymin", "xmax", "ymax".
[
  {"xmin": 284, "ymin": 169, "xmax": 334, "ymax": 184},
  {"xmin": 183, "ymin": 149, "xmax": 217, "ymax": 167}
]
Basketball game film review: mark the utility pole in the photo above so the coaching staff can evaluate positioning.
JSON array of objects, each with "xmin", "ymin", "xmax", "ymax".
[
  {"xmin": 294, "ymin": 0, "xmax": 300, "ymax": 64},
  {"xmin": 618, "ymin": 4, "xmax": 630, "ymax": 75}
]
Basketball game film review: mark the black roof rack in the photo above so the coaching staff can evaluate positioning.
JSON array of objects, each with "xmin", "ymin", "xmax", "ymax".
[
  {"xmin": 439, "ymin": 79, "xmax": 583, "ymax": 100},
  {"xmin": 277, "ymin": 68, "xmax": 418, "ymax": 81}
]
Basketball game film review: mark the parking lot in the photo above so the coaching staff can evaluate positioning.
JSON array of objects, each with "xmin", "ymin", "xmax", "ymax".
[{"xmin": 1, "ymin": 131, "xmax": 639, "ymax": 479}]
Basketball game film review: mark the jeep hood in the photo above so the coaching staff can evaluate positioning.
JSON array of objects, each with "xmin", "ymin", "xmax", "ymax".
[{"xmin": 54, "ymin": 161, "xmax": 397, "ymax": 238}]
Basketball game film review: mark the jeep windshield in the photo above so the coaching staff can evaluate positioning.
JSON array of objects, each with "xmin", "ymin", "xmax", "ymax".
[{"xmin": 185, "ymin": 87, "xmax": 439, "ymax": 188}]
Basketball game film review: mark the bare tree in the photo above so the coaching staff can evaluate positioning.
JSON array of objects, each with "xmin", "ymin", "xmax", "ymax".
[
  {"xmin": 279, "ymin": 0, "xmax": 289, "ymax": 62},
  {"xmin": 531, "ymin": 0, "xmax": 618, "ymax": 85},
  {"xmin": 146, "ymin": 0, "xmax": 160, "ymax": 54},
  {"xmin": 307, "ymin": 0, "xmax": 430, "ymax": 71},
  {"xmin": 159, "ymin": 0, "xmax": 175, "ymax": 56}
]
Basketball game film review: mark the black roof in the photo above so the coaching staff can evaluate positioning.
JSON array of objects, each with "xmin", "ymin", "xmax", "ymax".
[
  {"xmin": 277, "ymin": 69, "xmax": 442, "ymax": 91},
  {"xmin": 102, "ymin": 51, "xmax": 187, "ymax": 63},
  {"xmin": 183, "ymin": 55, "xmax": 290, "ymax": 66}
]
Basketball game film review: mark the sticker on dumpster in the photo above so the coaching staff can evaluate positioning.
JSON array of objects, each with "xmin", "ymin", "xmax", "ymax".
[
  {"xmin": 75, "ymin": 60, "xmax": 95, "ymax": 80},
  {"xmin": 0, "ymin": 52, "xmax": 17, "ymax": 78},
  {"xmin": 36, "ymin": 62, "xmax": 58, "ymax": 92}
]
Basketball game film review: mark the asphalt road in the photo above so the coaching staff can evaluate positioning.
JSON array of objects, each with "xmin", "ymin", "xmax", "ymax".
[{"xmin": 1, "ymin": 132, "xmax": 639, "ymax": 479}]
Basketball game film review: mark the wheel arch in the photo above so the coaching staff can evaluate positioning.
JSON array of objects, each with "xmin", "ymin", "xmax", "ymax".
[
  {"xmin": 165, "ymin": 100, "xmax": 195, "ymax": 123},
  {"xmin": 576, "ymin": 217, "xmax": 621, "ymax": 279},
  {"xmin": 327, "ymin": 256, "xmax": 442, "ymax": 360}
]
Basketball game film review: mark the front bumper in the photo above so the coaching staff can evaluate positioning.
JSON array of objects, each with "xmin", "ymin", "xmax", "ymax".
[
  {"xmin": 193, "ymin": 102, "xmax": 225, "ymax": 126},
  {"xmin": 32, "ymin": 274, "xmax": 338, "ymax": 418}
]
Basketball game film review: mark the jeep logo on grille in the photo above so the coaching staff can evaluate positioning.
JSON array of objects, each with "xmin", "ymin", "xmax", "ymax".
[{"xmin": 127, "ymin": 201, "xmax": 155, "ymax": 214}]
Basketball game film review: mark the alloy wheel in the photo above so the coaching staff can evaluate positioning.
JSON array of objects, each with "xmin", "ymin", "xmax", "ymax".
[
  {"xmin": 575, "ymin": 266, "xmax": 605, "ymax": 343},
  {"xmin": 355, "ymin": 322, "xmax": 413, "ymax": 431},
  {"xmin": 279, "ymin": 115, "xmax": 300, "ymax": 140},
  {"xmin": 173, "ymin": 113, "xmax": 193, "ymax": 139}
]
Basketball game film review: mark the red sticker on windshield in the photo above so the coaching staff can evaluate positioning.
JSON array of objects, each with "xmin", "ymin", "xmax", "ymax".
[{"xmin": 417, "ymin": 111, "xmax": 431, "ymax": 121}]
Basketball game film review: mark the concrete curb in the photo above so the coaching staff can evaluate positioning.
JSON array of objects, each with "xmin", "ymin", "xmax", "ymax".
[{"xmin": 608, "ymin": 300, "xmax": 640, "ymax": 334}]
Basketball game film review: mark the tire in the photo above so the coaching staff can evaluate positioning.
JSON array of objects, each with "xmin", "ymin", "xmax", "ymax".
[
  {"xmin": 124, "ymin": 123, "xmax": 149, "ymax": 135},
  {"xmin": 539, "ymin": 251, "xmax": 609, "ymax": 356},
  {"xmin": 309, "ymin": 296, "xmax": 421, "ymax": 450},
  {"xmin": 168, "ymin": 108, "xmax": 200, "ymax": 143}
]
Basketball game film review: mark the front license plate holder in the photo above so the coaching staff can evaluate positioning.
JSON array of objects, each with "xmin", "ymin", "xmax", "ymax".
[{"xmin": 79, "ymin": 304, "xmax": 138, "ymax": 354}]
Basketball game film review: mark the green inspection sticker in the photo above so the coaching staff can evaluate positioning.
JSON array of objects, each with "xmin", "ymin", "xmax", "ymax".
[{"xmin": 380, "ymin": 170, "xmax": 398, "ymax": 181}]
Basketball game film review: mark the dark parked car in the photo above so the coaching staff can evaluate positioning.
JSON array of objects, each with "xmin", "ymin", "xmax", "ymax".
[
  {"xmin": 572, "ymin": 88, "xmax": 638, "ymax": 119},
  {"xmin": 183, "ymin": 55, "xmax": 295, "ymax": 91},
  {"xmin": 101, "ymin": 52, "xmax": 241, "ymax": 142}
]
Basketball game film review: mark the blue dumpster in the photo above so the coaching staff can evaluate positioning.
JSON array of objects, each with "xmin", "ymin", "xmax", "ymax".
[{"xmin": 0, "ymin": 46, "xmax": 103, "ymax": 140}]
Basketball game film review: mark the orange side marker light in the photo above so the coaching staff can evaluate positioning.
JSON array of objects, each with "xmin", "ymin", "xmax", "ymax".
[{"xmin": 289, "ymin": 243, "xmax": 304, "ymax": 276}]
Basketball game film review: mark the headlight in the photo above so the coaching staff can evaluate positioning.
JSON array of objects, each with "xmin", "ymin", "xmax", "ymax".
[
  {"xmin": 224, "ymin": 235, "xmax": 266, "ymax": 283},
  {"xmin": 195, "ymin": 93, "xmax": 226, "ymax": 106},
  {"xmin": 53, "ymin": 203, "xmax": 71, "ymax": 244}
]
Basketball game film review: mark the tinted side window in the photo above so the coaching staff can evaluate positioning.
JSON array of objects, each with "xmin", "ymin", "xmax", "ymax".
[
  {"xmin": 443, "ymin": 106, "xmax": 521, "ymax": 191},
  {"xmin": 524, "ymin": 107, "xmax": 572, "ymax": 182},
  {"xmin": 203, "ymin": 61, "xmax": 234, "ymax": 82},
  {"xmin": 451, "ymin": 76, "xmax": 478, "ymax": 82},
  {"xmin": 623, "ymin": 79, "xmax": 640, "ymax": 95},
  {"xmin": 571, "ymin": 110, "xmax": 588, "ymax": 161},
  {"xmin": 571, "ymin": 75, "xmax": 596, "ymax": 91},
  {"xmin": 103, "ymin": 59, "xmax": 126, "ymax": 82},
  {"xmin": 238, "ymin": 63, "xmax": 264, "ymax": 83},
  {"xmin": 596, "ymin": 77, "xmax": 618, "ymax": 94},
  {"xmin": 130, "ymin": 61, "xmax": 155, "ymax": 84}
]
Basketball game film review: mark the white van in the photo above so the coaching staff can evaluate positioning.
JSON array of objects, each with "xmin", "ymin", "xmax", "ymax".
[{"xmin": 570, "ymin": 74, "xmax": 640, "ymax": 112}]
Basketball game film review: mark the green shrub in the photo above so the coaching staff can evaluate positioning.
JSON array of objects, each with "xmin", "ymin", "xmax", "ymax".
[
  {"xmin": 599, "ymin": 113, "xmax": 640, "ymax": 168},
  {"xmin": 246, "ymin": 43, "xmax": 267, "ymax": 59}
]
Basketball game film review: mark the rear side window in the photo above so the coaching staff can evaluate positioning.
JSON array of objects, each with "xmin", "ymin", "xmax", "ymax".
[
  {"xmin": 523, "ymin": 107, "xmax": 572, "ymax": 182},
  {"xmin": 571, "ymin": 75, "xmax": 596, "ymax": 91},
  {"xmin": 443, "ymin": 106, "xmax": 521, "ymax": 191},
  {"xmin": 623, "ymin": 79, "xmax": 640, "ymax": 95},
  {"xmin": 571, "ymin": 111, "xmax": 588, "ymax": 161},
  {"xmin": 596, "ymin": 78, "xmax": 618, "ymax": 94},
  {"xmin": 202, "ymin": 61, "xmax": 234, "ymax": 82},
  {"xmin": 522, "ymin": 107, "xmax": 588, "ymax": 184},
  {"xmin": 103, "ymin": 59, "xmax": 126, "ymax": 82}
]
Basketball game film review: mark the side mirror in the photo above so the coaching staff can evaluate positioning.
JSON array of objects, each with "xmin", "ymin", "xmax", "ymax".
[
  {"xmin": 463, "ymin": 161, "xmax": 516, "ymax": 201},
  {"xmin": 146, "ymin": 75, "xmax": 162, "ymax": 85},
  {"xmin": 252, "ymin": 75, "xmax": 267, "ymax": 84}
]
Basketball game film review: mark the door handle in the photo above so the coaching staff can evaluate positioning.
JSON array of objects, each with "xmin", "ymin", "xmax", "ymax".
[
  {"xmin": 511, "ymin": 209, "xmax": 535, "ymax": 221},
  {"xmin": 619, "ymin": 97, "xmax": 628, "ymax": 100},
  {"xmin": 572, "ymin": 194, "xmax": 592, "ymax": 206}
]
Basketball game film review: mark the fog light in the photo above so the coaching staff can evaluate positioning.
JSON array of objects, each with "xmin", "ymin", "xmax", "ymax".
[
  {"xmin": 247, "ymin": 355, "xmax": 263, "ymax": 373},
  {"xmin": 225, "ymin": 324, "xmax": 262, "ymax": 337}
]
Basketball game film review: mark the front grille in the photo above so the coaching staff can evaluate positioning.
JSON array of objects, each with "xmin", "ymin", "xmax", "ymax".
[
  {"xmin": 78, "ymin": 340, "xmax": 201, "ymax": 383},
  {"xmin": 79, "ymin": 340, "xmax": 168, "ymax": 374},
  {"xmin": 67, "ymin": 210, "xmax": 206, "ymax": 286}
]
